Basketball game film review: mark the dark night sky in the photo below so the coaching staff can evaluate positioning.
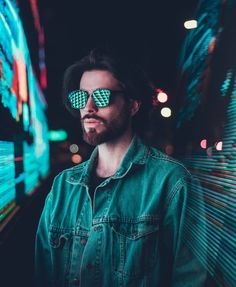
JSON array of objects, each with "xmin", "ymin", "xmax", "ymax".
[{"xmin": 32, "ymin": 1, "xmax": 199, "ymax": 143}]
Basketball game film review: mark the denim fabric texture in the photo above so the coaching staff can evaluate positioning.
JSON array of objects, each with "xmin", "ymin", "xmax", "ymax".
[{"xmin": 35, "ymin": 135, "xmax": 206, "ymax": 287}]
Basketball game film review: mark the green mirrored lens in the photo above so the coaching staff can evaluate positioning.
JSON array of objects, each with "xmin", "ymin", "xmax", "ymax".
[
  {"xmin": 92, "ymin": 89, "xmax": 111, "ymax": 107},
  {"xmin": 68, "ymin": 90, "xmax": 88, "ymax": 109}
]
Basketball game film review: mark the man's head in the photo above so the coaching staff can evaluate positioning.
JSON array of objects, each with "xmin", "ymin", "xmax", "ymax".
[{"xmin": 62, "ymin": 47, "xmax": 155, "ymax": 145}]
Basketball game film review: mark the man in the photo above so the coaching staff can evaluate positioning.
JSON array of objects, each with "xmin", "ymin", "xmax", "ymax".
[{"xmin": 35, "ymin": 47, "xmax": 207, "ymax": 286}]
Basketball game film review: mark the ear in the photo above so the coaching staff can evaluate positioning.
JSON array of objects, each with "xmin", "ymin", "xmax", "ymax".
[{"xmin": 130, "ymin": 99, "xmax": 141, "ymax": 116}]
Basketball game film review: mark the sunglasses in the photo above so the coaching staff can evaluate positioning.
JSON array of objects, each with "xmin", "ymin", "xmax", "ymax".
[{"xmin": 68, "ymin": 88, "xmax": 124, "ymax": 109}]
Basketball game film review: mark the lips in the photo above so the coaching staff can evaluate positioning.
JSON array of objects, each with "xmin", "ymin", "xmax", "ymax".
[
  {"xmin": 84, "ymin": 119, "xmax": 101, "ymax": 124},
  {"xmin": 82, "ymin": 116, "xmax": 105, "ymax": 124}
]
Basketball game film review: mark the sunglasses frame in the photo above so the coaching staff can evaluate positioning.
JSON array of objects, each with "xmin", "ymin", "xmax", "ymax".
[{"xmin": 68, "ymin": 88, "xmax": 124, "ymax": 109}]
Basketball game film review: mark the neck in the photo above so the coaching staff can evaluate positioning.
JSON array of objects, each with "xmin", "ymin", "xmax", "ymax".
[{"xmin": 95, "ymin": 128, "xmax": 134, "ymax": 178}]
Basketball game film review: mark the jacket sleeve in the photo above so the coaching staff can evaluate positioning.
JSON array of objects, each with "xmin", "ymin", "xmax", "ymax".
[
  {"xmin": 34, "ymin": 191, "xmax": 53, "ymax": 287},
  {"xmin": 160, "ymin": 176, "xmax": 208, "ymax": 287}
]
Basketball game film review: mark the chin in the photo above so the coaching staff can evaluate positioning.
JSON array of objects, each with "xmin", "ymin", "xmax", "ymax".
[{"xmin": 83, "ymin": 129, "xmax": 105, "ymax": 146}]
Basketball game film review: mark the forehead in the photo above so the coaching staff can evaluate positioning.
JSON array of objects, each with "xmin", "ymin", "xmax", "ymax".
[{"xmin": 79, "ymin": 70, "xmax": 122, "ymax": 91}]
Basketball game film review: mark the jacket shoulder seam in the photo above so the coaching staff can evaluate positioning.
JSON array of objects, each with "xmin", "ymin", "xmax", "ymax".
[{"xmin": 148, "ymin": 150, "xmax": 191, "ymax": 175}]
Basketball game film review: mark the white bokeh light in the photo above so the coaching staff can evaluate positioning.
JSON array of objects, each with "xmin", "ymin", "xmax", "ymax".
[
  {"xmin": 69, "ymin": 144, "xmax": 79, "ymax": 153},
  {"xmin": 157, "ymin": 91, "xmax": 168, "ymax": 103},
  {"xmin": 160, "ymin": 107, "xmax": 172, "ymax": 118},
  {"xmin": 184, "ymin": 20, "xmax": 198, "ymax": 29}
]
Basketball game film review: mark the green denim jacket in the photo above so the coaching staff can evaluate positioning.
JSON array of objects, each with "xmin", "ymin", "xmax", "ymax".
[{"xmin": 35, "ymin": 135, "xmax": 207, "ymax": 287}]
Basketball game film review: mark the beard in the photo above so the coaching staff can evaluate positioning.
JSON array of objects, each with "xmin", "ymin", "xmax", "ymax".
[{"xmin": 81, "ymin": 106, "xmax": 131, "ymax": 146}]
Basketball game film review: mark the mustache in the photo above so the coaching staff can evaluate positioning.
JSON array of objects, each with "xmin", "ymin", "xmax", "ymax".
[{"xmin": 81, "ymin": 114, "xmax": 106, "ymax": 123}]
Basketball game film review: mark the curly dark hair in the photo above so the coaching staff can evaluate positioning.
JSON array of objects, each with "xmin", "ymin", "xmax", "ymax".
[{"xmin": 62, "ymin": 46, "xmax": 155, "ymax": 138}]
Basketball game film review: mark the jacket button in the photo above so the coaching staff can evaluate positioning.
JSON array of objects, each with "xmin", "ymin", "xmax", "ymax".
[
  {"xmin": 80, "ymin": 238, "xmax": 87, "ymax": 245},
  {"xmin": 54, "ymin": 237, "xmax": 59, "ymax": 244},
  {"xmin": 94, "ymin": 225, "xmax": 103, "ymax": 231},
  {"xmin": 72, "ymin": 277, "xmax": 79, "ymax": 285},
  {"xmin": 86, "ymin": 263, "xmax": 93, "ymax": 269}
]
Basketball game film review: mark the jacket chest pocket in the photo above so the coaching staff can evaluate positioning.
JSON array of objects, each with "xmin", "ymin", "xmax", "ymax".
[{"xmin": 111, "ymin": 219, "xmax": 159, "ymax": 278}]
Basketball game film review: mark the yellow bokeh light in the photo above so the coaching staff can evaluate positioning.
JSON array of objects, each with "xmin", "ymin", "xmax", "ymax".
[{"xmin": 72, "ymin": 154, "xmax": 82, "ymax": 164}]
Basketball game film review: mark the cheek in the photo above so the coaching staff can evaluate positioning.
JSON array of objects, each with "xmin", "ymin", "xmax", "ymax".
[
  {"xmin": 80, "ymin": 110, "xmax": 85, "ymax": 119},
  {"xmin": 103, "ymin": 110, "xmax": 122, "ymax": 122},
  {"xmin": 97, "ymin": 107, "xmax": 119, "ymax": 119}
]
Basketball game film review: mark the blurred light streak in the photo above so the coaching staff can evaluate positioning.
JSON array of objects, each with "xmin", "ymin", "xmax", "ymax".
[{"xmin": 48, "ymin": 130, "xmax": 68, "ymax": 141}]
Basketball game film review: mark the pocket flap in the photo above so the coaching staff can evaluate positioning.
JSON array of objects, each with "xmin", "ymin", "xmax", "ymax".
[
  {"xmin": 111, "ymin": 219, "xmax": 159, "ymax": 240},
  {"xmin": 49, "ymin": 228, "xmax": 71, "ymax": 248}
]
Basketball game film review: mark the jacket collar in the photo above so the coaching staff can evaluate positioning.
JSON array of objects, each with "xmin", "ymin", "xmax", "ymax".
[{"xmin": 67, "ymin": 135, "xmax": 149, "ymax": 186}]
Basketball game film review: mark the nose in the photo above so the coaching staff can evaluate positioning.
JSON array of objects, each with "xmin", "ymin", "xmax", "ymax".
[{"xmin": 83, "ymin": 95, "xmax": 98, "ymax": 113}]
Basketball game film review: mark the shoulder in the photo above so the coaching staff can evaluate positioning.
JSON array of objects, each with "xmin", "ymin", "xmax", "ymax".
[
  {"xmin": 45, "ymin": 161, "xmax": 89, "ymax": 210},
  {"xmin": 53, "ymin": 160, "xmax": 88, "ymax": 183},
  {"xmin": 47, "ymin": 160, "xmax": 89, "ymax": 201},
  {"xmin": 146, "ymin": 146, "xmax": 191, "ymax": 179},
  {"xmin": 145, "ymin": 147, "xmax": 200, "ymax": 208}
]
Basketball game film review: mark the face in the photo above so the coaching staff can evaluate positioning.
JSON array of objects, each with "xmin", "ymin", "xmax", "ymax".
[{"xmin": 79, "ymin": 70, "xmax": 132, "ymax": 146}]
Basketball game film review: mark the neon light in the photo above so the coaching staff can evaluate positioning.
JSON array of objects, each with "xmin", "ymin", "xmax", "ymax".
[
  {"xmin": 17, "ymin": 54, "xmax": 28, "ymax": 102},
  {"xmin": 48, "ymin": 130, "xmax": 68, "ymax": 141},
  {"xmin": 0, "ymin": 0, "xmax": 50, "ymax": 229},
  {"xmin": 22, "ymin": 103, "xmax": 30, "ymax": 131},
  {"xmin": 0, "ymin": 141, "xmax": 15, "ymax": 218},
  {"xmin": 177, "ymin": 1, "xmax": 236, "ymax": 284},
  {"xmin": 178, "ymin": 70, "xmax": 236, "ymax": 287},
  {"xmin": 29, "ymin": 0, "xmax": 47, "ymax": 88}
]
